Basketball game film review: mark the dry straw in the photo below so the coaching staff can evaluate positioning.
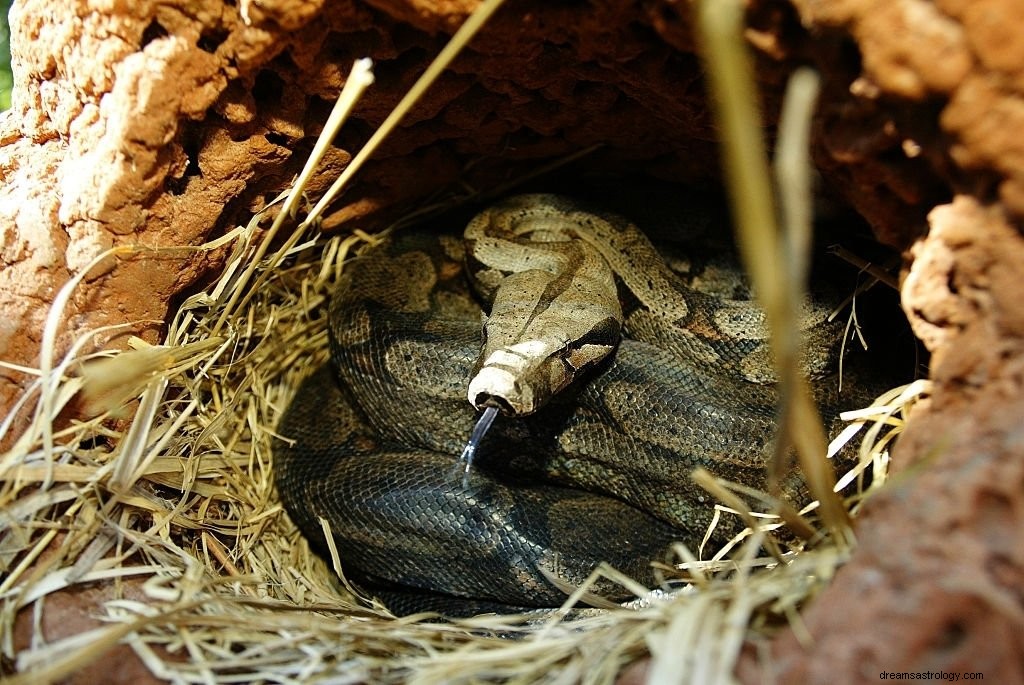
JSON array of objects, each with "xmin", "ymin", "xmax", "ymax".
[{"xmin": 0, "ymin": 0, "xmax": 926, "ymax": 683}]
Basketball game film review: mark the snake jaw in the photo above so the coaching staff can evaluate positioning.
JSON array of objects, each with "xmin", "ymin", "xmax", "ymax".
[
  {"xmin": 468, "ymin": 340, "xmax": 551, "ymax": 414},
  {"xmin": 468, "ymin": 365, "xmax": 536, "ymax": 415},
  {"xmin": 468, "ymin": 338, "xmax": 618, "ymax": 415}
]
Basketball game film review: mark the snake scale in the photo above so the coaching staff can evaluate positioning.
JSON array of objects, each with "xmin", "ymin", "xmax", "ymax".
[{"xmin": 275, "ymin": 193, "xmax": 860, "ymax": 615}]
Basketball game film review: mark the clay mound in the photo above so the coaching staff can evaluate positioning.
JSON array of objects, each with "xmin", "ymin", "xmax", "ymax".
[{"xmin": 2, "ymin": 1, "xmax": 1023, "ymax": 682}]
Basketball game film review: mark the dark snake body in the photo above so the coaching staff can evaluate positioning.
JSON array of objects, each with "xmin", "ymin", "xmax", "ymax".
[{"xmin": 275, "ymin": 195, "xmax": 858, "ymax": 614}]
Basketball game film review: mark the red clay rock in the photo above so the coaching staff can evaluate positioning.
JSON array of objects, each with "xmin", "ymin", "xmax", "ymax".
[
  {"xmin": 736, "ymin": 197, "xmax": 1024, "ymax": 683},
  {"xmin": 728, "ymin": 1, "xmax": 1024, "ymax": 679},
  {"xmin": 1, "ymin": 0, "xmax": 297, "ymax": 428}
]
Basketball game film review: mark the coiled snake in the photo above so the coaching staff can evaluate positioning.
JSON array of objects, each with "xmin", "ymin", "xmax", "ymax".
[{"xmin": 275, "ymin": 193, "xmax": 857, "ymax": 614}]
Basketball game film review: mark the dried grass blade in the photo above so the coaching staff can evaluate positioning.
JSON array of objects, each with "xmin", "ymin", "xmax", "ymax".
[{"xmin": 696, "ymin": 0, "xmax": 851, "ymax": 543}]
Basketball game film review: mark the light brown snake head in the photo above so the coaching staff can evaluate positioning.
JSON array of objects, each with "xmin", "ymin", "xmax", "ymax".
[
  {"xmin": 465, "ymin": 197, "xmax": 625, "ymax": 415},
  {"xmin": 466, "ymin": 263, "xmax": 622, "ymax": 414},
  {"xmin": 468, "ymin": 326, "xmax": 620, "ymax": 415}
]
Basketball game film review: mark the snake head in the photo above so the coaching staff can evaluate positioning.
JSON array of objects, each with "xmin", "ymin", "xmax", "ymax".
[
  {"xmin": 464, "ymin": 204, "xmax": 625, "ymax": 416},
  {"xmin": 468, "ymin": 312, "xmax": 621, "ymax": 416}
]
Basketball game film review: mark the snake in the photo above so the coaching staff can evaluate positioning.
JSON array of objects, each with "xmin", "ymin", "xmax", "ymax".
[{"xmin": 274, "ymin": 193, "xmax": 861, "ymax": 615}]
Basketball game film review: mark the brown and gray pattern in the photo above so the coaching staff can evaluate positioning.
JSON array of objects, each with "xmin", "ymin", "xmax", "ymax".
[{"xmin": 275, "ymin": 195, "xmax": 857, "ymax": 615}]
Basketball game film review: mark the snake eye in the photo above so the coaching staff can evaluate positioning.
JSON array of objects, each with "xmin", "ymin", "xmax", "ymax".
[
  {"xmin": 561, "ymin": 316, "xmax": 622, "ymax": 372},
  {"xmin": 577, "ymin": 316, "xmax": 622, "ymax": 348}
]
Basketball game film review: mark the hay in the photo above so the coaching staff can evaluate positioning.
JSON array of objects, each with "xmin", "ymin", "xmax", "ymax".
[{"xmin": 0, "ymin": 1, "xmax": 928, "ymax": 682}]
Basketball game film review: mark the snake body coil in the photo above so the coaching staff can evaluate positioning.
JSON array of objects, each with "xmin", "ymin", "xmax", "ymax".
[{"xmin": 275, "ymin": 194, "xmax": 855, "ymax": 614}]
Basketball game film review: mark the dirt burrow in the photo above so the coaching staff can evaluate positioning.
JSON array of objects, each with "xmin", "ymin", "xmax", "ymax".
[{"xmin": 2, "ymin": 0, "xmax": 1023, "ymax": 682}]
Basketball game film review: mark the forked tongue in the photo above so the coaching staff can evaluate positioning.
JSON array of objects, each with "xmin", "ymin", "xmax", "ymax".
[{"xmin": 450, "ymin": 405, "xmax": 499, "ymax": 487}]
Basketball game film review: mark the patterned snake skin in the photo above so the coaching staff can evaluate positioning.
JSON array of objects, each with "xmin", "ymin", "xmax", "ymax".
[{"xmin": 275, "ymin": 194, "xmax": 860, "ymax": 614}]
